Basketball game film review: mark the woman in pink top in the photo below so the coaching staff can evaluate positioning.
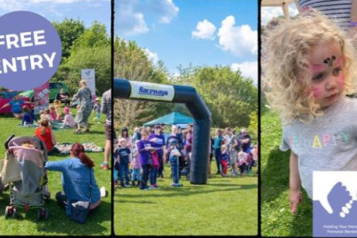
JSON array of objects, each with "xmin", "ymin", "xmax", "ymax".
[{"xmin": 62, "ymin": 107, "xmax": 76, "ymax": 128}]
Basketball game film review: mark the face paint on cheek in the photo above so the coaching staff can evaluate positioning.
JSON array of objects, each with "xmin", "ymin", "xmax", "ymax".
[
  {"xmin": 338, "ymin": 72, "xmax": 345, "ymax": 87},
  {"xmin": 313, "ymin": 86, "xmax": 321, "ymax": 98}
]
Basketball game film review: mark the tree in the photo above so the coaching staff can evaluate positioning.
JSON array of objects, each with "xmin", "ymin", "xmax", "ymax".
[
  {"xmin": 114, "ymin": 37, "xmax": 172, "ymax": 130},
  {"xmin": 71, "ymin": 21, "xmax": 110, "ymax": 53},
  {"xmin": 52, "ymin": 19, "xmax": 85, "ymax": 59},
  {"xmin": 189, "ymin": 66, "xmax": 258, "ymax": 128},
  {"xmin": 63, "ymin": 46, "xmax": 111, "ymax": 96}
]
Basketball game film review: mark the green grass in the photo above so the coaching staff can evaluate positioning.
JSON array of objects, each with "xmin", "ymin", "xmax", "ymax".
[
  {"xmin": 114, "ymin": 162, "xmax": 258, "ymax": 235},
  {"xmin": 261, "ymin": 111, "xmax": 312, "ymax": 236},
  {"xmin": 0, "ymin": 109, "xmax": 111, "ymax": 235}
]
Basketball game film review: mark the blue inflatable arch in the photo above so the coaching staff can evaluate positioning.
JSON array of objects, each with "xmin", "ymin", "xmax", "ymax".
[{"xmin": 114, "ymin": 78, "xmax": 211, "ymax": 184}]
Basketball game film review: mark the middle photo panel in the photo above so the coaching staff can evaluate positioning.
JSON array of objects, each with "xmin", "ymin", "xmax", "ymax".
[{"xmin": 113, "ymin": 0, "xmax": 258, "ymax": 236}]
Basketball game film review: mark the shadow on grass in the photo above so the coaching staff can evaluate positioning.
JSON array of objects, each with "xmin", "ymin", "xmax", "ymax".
[
  {"xmin": 261, "ymin": 146, "xmax": 290, "ymax": 204},
  {"xmin": 116, "ymin": 184, "xmax": 255, "ymax": 199},
  {"xmin": 35, "ymin": 200, "xmax": 111, "ymax": 235}
]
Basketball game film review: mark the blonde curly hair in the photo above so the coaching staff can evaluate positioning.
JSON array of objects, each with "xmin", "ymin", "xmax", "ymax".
[{"xmin": 262, "ymin": 9, "xmax": 357, "ymax": 124}]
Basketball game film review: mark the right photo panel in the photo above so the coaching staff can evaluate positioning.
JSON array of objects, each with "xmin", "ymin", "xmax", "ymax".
[
  {"xmin": 114, "ymin": 0, "xmax": 258, "ymax": 236},
  {"xmin": 262, "ymin": 0, "xmax": 357, "ymax": 237}
]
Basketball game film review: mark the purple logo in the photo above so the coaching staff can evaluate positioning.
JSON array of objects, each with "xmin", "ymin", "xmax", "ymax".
[{"xmin": 0, "ymin": 11, "xmax": 62, "ymax": 90}]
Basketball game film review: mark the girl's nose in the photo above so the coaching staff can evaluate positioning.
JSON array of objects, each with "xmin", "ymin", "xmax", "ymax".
[{"xmin": 326, "ymin": 75, "xmax": 338, "ymax": 90}]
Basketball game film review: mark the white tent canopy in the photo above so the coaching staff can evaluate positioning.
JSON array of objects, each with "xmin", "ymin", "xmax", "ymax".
[{"xmin": 262, "ymin": 0, "xmax": 300, "ymax": 20}]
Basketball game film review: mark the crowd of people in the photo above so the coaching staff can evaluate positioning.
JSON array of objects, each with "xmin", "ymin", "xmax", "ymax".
[
  {"xmin": 0, "ymin": 80, "xmax": 112, "ymax": 222},
  {"xmin": 114, "ymin": 124, "xmax": 258, "ymax": 191}
]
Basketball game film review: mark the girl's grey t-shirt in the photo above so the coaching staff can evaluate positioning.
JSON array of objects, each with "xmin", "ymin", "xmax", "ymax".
[{"xmin": 280, "ymin": 96, "xmax": 357, "ymax": 199}]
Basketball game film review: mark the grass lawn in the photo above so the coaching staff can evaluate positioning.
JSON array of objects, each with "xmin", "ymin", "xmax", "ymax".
[
  {"xmin": 0, "ymin": 108, "xmax": 111, "ymax": 235},
  {"xmin": 261, "ymin": 111, "xmax": 312, "ymax": 236},
  {"xmin": 114, "ymin": 162, "xmax": 258, "ymax": 235}
]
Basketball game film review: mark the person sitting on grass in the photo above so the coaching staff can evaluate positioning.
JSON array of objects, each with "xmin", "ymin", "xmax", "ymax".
[
  {"xmin": 49, "ymin": 106, "xmax": 57, "ymax": 121},
  {"xmin": 44, "ymin": 109, "xmax": 53, "ymax": 122},
  {"xmin": 0, "ymin": 95, "xmax": 32, "ymax": 119},
  {"xmin": 114, "ymin": 138, "xmax": 131, "ymax": 188},
  {"xmin": 44, "ymin": 143, "xmax": 101, "ymax": 218},
  {"xmin": 61, "ymin": 107, "xmax": 76, "ymax": 128},
  {"xmin": 21, "ymin": 105, "xmax": 37, "ymax": 126},
  {"xmin": 35, "ymin": 119, "xmax": 58, "ymax": 155},
  {"xmin": 53, "ymin": 99, "xmax": 63, "ymax": 121},
  {"xmin": 167, "ymin": 140, "xmax": 183, "ymax": 187}
]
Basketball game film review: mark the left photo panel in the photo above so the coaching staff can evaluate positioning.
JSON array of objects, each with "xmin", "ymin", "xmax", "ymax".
[{"xmin": 0, "ymin": 1, "xmax": 111, "ymax": 235}]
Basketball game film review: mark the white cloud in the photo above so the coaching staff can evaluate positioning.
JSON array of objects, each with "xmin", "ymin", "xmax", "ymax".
[
  {"xmin": 261, "ymin": 4, "xmax": 299, "ymax": 25},
  {"xmin": 144, "ymin": 48, "xmax": 159, "ymax": 65},
  {"xmin": 218, "ymin": 16, "xmax": 257, "ymax": 57},
  {"xmin": 148, "ymin": 0, "xmax": 179, "ymax": 23},
  {"xmin": 116, "ymin": 0, "xmax": 149, "ymax": 36},
  {"xmin": 231, "ymin": 61, "xmax": 257, "ymax": 85},
  {"xmin": 116, "ymin": 0, "xmax": 179, "ymax": 36},
  {"xmin": 192, "ymin": 19, "xmax": 216, "ymax": 40}
]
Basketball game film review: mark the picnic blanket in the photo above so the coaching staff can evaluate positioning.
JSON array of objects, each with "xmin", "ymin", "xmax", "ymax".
[
  {"xmin": 54, "ymin": 143, "xmax": 104, "ymax": 154},
  {"xmin": 18, "ymin": 121, "xmax": 71, "ymax": 131}
]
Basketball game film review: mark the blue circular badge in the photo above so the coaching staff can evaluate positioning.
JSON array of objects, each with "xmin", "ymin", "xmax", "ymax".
[{"xmin": 0, "ymin": 11, "xmax": 62, "ymax": 90}]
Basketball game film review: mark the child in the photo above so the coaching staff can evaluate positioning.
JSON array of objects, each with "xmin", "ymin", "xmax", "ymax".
[
  {"xmin": 49, "ymin": 107, "xmax": 57, "ymax": 121},
  {"xmin": 61, "ymin": 107, "xmax": 76, "ymax": 128},
  {"xmin": 93, "ymin": 98, "xmax": 101, "ymax": 123},
  {"xmin": 44, "ymin": 109, "xmax": 52, "ymax": 122},
  {"xmin": 35, "ymin": 119, "xmax": 57, "ymax": 154},
  {"xmin": 131, "ymin": 145, "xmax": 141, "ymax": 187},
  {"xmin": 53, "ymin": 99, "xmax": 63, "ymax": 120},
  {"xmin": 237, "ymin": 149, "xmax": 247, "ymax": 176},
  {"xmin": 167, "ymin": 140, "xmax": 183, "ymax": 187},
  {"xmin": 263, "ymin": 9, "xmax": 357, "ymax": 214},
  {"xmin": 114, "ymin": 138, "xmax": 131, "ymax": 188},
  {"xmin": 21, "ymin": 106, "xmax": 37, "ymax": 126},
  {"xmin": 220, "ymin": 141, "xmax": 229, "ymax": 177}
]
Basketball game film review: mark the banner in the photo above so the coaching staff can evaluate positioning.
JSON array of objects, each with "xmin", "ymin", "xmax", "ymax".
[
  {"xmin": 81, "ymin": 69, "xmax": 96, "ymax": 100},
  {"xmin": 129, "ymin": 81, "xmax": 175, "ymax": 102},
  {"xmin": 34, "ymin": 81, "xmax": 50, "ymax": 114}
]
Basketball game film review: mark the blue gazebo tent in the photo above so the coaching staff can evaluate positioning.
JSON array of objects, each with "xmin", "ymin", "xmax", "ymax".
[{"xmin": 143, "ymin": 111, "xmax": 194, "ymax": 126}]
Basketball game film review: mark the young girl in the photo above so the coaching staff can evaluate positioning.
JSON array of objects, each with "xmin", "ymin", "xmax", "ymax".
[
  {"xmin": 220, "ymin": 140, "xmax": 229, "ymax": 177},
  {"xmin": 21, "ymin": 106, "xmax": 37, "ymax": 126},
  {"xmin": 93, "ymin": 98, "xmax": 101, "ymax": 123},
  {"xmin": 35, "ymin": 119, "xmax": 57, "ymax": 154},
  {"xmin": 53, "ymin": 99, "xmax": 63, "ymax": 120},
  {"xmin": 49, "ymin": 107, "xmax": 57, "ymax": 121},
  {"xmin": 44, "ymin": 109, "xmax": 52, "ymax": 122},
  {"xmin": 61, "ymin": 107, "xmax": 76, "ymax": 128},
  {"xmin": 131, "ymin": 145, "xmax": 141, "ymax": 187},
  {"xmin": 237, "ymin": 149, "xmax": 247, "ymax": 176},
  {"xmin": 263, "ymin": 10, "xmax": 357, "ymax": 214}
]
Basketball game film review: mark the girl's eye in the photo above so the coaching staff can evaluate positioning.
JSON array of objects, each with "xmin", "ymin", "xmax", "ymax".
[
  {"xmin": 333, "ymin": 67, "xmax": 342, "ymax": 76},
  {"xmin": 313, "ymin": 73, "xmax": 324, "ymax": 81}
]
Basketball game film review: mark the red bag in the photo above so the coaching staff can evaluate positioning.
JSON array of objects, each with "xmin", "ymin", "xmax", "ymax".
[{"xmin": 151, "ymin": 151, "xmax": 160, "ymax": 169}]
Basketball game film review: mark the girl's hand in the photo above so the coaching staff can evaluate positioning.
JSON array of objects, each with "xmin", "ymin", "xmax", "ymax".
[{"xmin": 289, "ymin": 189, "xmax": 302, "ymax": 215}]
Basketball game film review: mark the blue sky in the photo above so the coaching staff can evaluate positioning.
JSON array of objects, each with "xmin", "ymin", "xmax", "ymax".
[
  {"xmin": 0, "ymin": 0, "xmax": 111, "ymax": 34},
  {"xmin": 115, "ymin": 0, "xmax": 258, "ymax": 85}
]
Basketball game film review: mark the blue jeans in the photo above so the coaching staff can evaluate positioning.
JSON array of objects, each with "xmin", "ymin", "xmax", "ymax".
[
  {"xmin": 119, "ymin": 163, "xmax": 130, "ymax": 186},
  {"xmin": 170, "ymin": 156, "xmax": 179, "ymax": 184},
  {"xmin": 150, "ymin": 167, "xmax": 158, "ymax": 185},
  {"xmin": 132, "ymin": 168, "xmax": 141, "ymax": 181}
]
